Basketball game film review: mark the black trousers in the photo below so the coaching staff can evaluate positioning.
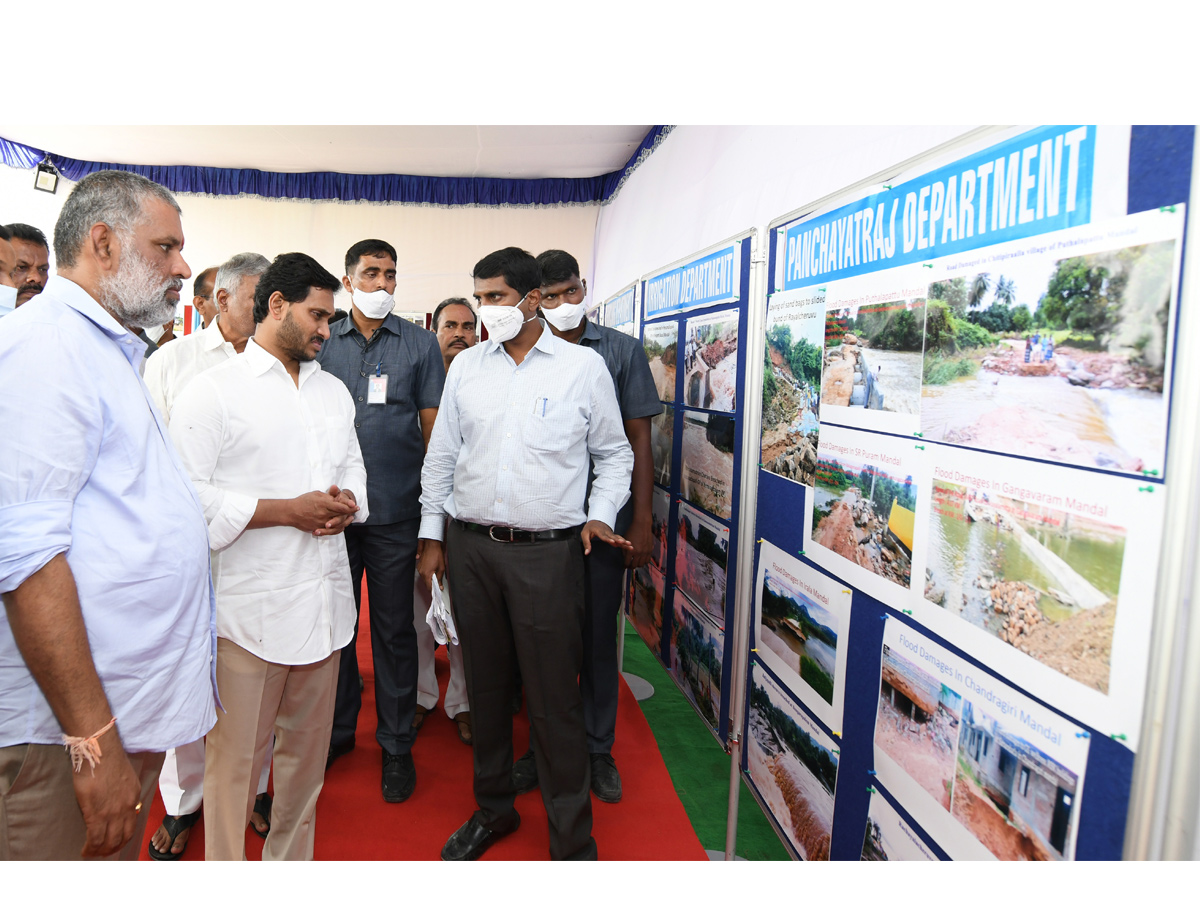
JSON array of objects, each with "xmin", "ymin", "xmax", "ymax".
[
  {"xmin": 447, "ymin": 524, "xmax": 596, "ymax": 861},
  {"xmin": 331, "ymin": 518, "xmax": 420, "ymax": 756},
  {"xmin": 580, "ymin": 500, "xmax": 633, "ymax": 755}
]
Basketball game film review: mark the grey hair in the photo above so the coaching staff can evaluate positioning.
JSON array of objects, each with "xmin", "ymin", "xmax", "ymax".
[
  {"xmin": 53, "ymin": 170, "xmax": 180, "ymax": 269},
  {"xmin": 214, "ymin": 252, "xmax": 271, "ymax": 299}
]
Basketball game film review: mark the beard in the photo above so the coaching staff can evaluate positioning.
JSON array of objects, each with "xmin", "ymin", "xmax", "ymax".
[
  {"xmin": 98, "ymin": 241, "xmax": 182, "ymax": 330},
  {"xmin": 278, "ymin": 306, "xmax": 321, "ymax": 361}
]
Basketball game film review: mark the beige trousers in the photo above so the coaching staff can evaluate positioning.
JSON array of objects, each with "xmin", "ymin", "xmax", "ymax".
[
  {"xmin": 0, "ymin": 742, "xmax": 164, "ymax": 861},
  {"xmin": 203, "ymin": 638, "xmax": 340, "ymax": 861}
]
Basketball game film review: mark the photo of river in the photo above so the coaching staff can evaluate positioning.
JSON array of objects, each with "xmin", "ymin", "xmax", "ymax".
[
  {"xmin": 759, "ymin": 571, "xmax": 838, "ymax": 705},
  {"xmin": 924, "ymin": 480, "xmax": 1125, "ymax": 693}
]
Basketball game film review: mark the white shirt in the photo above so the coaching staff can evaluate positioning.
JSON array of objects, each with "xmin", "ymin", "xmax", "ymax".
[
  {"xmin": 169, "ymin": 338, "xmax": 369, "ymax": 665},
  {"xmin": 143, "ymin": 314, "xmax": 238, "ymax": 423},
  {"xmin": 0, "ymin": 276, "xmax": 216, "ymax": 753},
  {"xmin": 418, "ymin": 322, "xmax": 633, "ymax": 541}
]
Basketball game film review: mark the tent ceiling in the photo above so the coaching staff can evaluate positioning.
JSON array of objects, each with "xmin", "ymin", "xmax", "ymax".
[{"xmin": 0, "ymin": 125, "xmax": 654, "ymax": 179}]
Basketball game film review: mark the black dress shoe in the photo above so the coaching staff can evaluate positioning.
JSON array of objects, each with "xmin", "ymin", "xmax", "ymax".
[
  {"xmin": 326, "ymin": 737, "xmax": 355, "ymax": 771},
  {"xmin": 382, "ymin": 750, "xmax": 416, "ymax": 802},
  {"xmin": 511, "ymin": 748, "xmax": 538, "ymax": 794},
  {"xmin": 590, "ymin": 752, "xmax": 622, "ymax": 803},
  {"xmin": 441, "ymin": 811, "xmax": 520, "ymax": 861}
]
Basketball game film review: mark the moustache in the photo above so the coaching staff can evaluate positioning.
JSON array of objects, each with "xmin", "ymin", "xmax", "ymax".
[{"xmin": 449, "ymin": 339, "xmax": 468, "ymax": 348}]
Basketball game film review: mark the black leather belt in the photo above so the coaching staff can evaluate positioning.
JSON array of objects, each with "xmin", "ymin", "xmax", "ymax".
[{"xmin": 454, "ymin": 519, "xmax": 580, "ymax": 543}]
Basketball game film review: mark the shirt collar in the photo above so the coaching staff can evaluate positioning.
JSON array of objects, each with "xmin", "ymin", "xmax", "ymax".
[
  {"xmin": 204, "ymin": 315, "xmax": 233, "ymax": 351},
  {"xmin": 483, "ymin": 320, "xmax": 558, "ymax": 356},
  {"xmin": 334, "ymin": 310, "xmax": 401, "ymax": 338},
  {"xmin": 49, "ymin": 275, "xmax": 146, "ymax": 365},
  {"xmin": 243, "ymin": 336, "xmax": 319, "ymax": 384},
  {"xmin": 580, "ymin": 319, "xmax": 603, "ymax": 343}
]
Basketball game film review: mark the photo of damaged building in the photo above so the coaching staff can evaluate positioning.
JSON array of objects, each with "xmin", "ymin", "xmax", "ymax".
[{"xmin": 955, "ymin": 701, "xmax": 1079, "ymax": 860}]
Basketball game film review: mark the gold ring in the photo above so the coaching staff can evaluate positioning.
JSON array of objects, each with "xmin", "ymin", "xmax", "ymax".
[{"xmin": 134, "ymin": 802, "xmax": 143, "ymax": 812}]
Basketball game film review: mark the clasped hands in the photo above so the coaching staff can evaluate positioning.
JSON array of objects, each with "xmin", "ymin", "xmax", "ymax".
[{"xmin": 294, "ymin": 485, "xmax": 358, "ymax": 536}]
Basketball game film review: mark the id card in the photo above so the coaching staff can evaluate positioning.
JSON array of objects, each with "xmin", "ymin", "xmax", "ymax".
[{"xmin": 368, "ymin": 374, "xmax": 388, "ymax": 404}]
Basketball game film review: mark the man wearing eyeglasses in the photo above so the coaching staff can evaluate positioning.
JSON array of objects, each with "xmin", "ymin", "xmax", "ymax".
[{"xmin": 317, "ymin": 239, "xmax": 445, "ymax": 805}]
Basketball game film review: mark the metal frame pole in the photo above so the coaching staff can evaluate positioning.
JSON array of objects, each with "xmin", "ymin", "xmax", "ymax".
[
  {"xmin": 724, "ymin": 228, "xmax": 769, "ymax": 860},
  {"xmin": 1123, "ymin": 131, "xmax": 1200, "ymax": 860}
]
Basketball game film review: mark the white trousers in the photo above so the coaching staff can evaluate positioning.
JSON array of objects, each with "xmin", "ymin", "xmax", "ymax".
[
  {"xmin": 158, "ymin": 734, "xmax": 273, "ymax": 817},
  {"xmin": 413, "ymin": 573, "xmax": 469, "ymax": 719}
]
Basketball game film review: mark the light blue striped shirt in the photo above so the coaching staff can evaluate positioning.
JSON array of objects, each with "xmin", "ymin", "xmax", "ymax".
[
  {"xmin": 418, "ymin": 322, "xmax": 633, "ymax": 540},
  {"xmin": 0, "ymin": 276, "xmax": 217, "ymax": 753}
]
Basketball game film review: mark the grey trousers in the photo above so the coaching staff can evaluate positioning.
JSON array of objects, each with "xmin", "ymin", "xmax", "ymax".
[{"xmin": 446, "ymin": 523, "xmax": 596, "ymax": 861}]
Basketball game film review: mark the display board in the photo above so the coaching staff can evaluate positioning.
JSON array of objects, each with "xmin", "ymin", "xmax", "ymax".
[
  {"xmin": 625, "ymin": 232, "xmax": 754, "ymax": 745},
  {"xmin": 739, "ymin": 125, "xmax": 1195, "ymax": 860}
]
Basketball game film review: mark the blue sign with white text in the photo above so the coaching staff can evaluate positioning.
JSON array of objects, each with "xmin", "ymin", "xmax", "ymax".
[
  {"xmin": 645, "ymin": 244, "xmax": 739, "ymax": 319},
  {"xmin": 782, "ymin": 126, "xmax": 1095, "ymax": 290}
]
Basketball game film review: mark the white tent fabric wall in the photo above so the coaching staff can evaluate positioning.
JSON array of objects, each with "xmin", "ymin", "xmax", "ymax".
[
  {"xmin": 589, "ymin": 125, "xmax": 977, "ymax": 302},
  {"xmin": 0, "ymin": 164, "xmax": 599, "ymax": 314}
]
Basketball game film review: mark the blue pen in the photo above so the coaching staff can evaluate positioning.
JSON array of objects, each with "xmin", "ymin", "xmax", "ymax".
[{"xmin": 542, "ymin": 398, "xmax": 547, "ymax": 416}]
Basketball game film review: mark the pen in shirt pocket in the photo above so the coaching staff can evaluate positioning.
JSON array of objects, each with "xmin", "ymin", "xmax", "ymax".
[{"xmin": 533, "ymin": 397, "xmax": 548, "ymax": 416}]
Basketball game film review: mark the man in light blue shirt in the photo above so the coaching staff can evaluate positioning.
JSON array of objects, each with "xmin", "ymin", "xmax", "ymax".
[
  {"xmin": 418, "ymin": 247, "xmax": 633, "ymax": 861},
  {"xmin": 0, "ymin": 170, "xmax": 216, "ymax": 861}
]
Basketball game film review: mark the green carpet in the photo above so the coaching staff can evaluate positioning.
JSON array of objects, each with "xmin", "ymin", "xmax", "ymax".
[{"xmin": 621, "ymin": 622, "xmax": 790, "ymax": 861}]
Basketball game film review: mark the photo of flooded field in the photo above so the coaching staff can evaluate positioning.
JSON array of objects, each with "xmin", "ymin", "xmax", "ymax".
[
  {"xmin": 812, "ymin": 451, "xmax": 917, "ymax": 589},
  {"xmin": 821, "ymin": 300, "xmax": 924, "ymax": 416},
  {"xmin": 875, "ymin": 644, "xmax": 962, "ymax": 812},
  {"xmin": 650, "ymin": 487, "xmax": 670, "ymax": 570},
  {"xmin": 952, "ymin": 701, "xmax": 1080, "ymax": 860},
  {"xmin": 759, "ymin": 569, "xmax": 839, "ymax": 705},
  {"xmin": 643, "ymin": 321, "xmax": 678, "ymax": 403},
  {"xmin": 681, "ymin": 411, "xmax": 735, "ymax": 520},
  {"xmin": 748, "ymin": 665, "xmax": 838, "ymax": 861},
  {"xmin": 628, "ymin": 564, "xmax": 664, "ymax": 655},
  {"xmin": 651, "ymin": 407, "xmax": 674, "ymax": 487},
  {"xmin": 920, "ymin": 230, "xmax": 1179, "ymax": 475},
  {"xmin": 925, "ymin": 480, "xmax": 1124, "ymax": 693},
  {"xmin": 761, "ymin": 292, "xmax": 823, "ymax": 487},
  {"xmin": 670, "ymin": 595, "xmax": 724, "ymax": 733},
  {"xmin": 683, "ymin": 309, "xmax": 739, "ymax": 412},
  {"xmin": 675, "ymin": 504, "xmax": 729, "ymax": 621}
]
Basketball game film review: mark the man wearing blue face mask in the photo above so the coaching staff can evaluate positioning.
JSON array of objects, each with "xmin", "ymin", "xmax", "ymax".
[
  {"xmin": 417, "ymin": 246, "xmax": 633, "ymax": 860},
  {"xmin": 317, "ymin": 239, "xmax": 445, "ymax": 804}
]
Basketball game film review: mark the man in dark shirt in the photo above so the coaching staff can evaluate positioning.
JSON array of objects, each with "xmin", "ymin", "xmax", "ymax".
[
  {"xmin": 510, "ymin": 249, "xmax": 660, "ymax": 803},
  {"xmin": 316, "ymin": 239, "xmax": 445, "ymax": 803}
]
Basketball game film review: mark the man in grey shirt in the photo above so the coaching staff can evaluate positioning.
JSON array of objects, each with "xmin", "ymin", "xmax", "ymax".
[{"xmin": 317, "ymin": 239, "xmax": 444, "ymax": 803}]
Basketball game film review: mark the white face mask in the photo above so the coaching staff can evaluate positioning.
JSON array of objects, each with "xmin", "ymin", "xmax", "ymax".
[
  {"xmin": 352, "ymin": 287, "xmax": 395, "ymax": 320},
  {"xmin": 477, "ymin": 294, "xmax": 533, "ymax": 343},
  {"xmin": 145, "ymin": 323, "xmax": 167, "ymax": 343},
  {"xmin": 540, "ymin": 299, "xmax": 587, "ymax": 331},
  {"xmin": 0, "ymin": 284, "xmax": 16, "ymax": 315}
]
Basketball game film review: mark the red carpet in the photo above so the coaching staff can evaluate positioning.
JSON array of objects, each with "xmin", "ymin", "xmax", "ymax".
[{"xmin": 139, "ymin": 584, "xmax": 706, "ymax": 861}]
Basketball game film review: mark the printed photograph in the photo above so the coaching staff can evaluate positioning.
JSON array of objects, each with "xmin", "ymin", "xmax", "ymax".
[
  {"xmin": 628, "ymin": 564, "xmax": 665, "ymax": 655},
  {"xmin": 875, "ymin": 644, "xmax": 963, "ymax": 812},
  {"xmin": 748, "ymin": 666, "xmax": 838, "ymax": 861},
  {"xmin": 758, "ymin": 569, "xmax": 839, "ymax": 705},
  {"xmin": 651, "ymin": 407, "xmax": 674, "ymax": 487},
  {"xmin": 861, "ymin": 791, "xmax": 939, "ymax": 861},
  {"xmin": 920, "ymin": 234, "xmax": 1178, "ymax": 474},
  {"xmin": 670, "ymin": 595, "xmax": 724, "ymax": 732},
  {"xmin": 650, "ymin": 486, "xmax": 671, "ymax": 571},
  {"xmin": 821, "ymin": 299, "xmax": 924, "ymax": 416},
  {"xmin": 643, "ymin": 320, "xmax": 678, "ymax": 403},
  {"xmin": 683, "ymin": 309, "xmax": 739, "ymax": 412},
  {"xmin": 681, "ymin": 410, "xmax": 736, "ymax": 520},
  {"xmin": 812, "ymin": 452, "xmax": 917, "ymax": 588},
  {"xmin": 952, "ymin": 701, "xmax": 1080, "ymax": 860},
  {"xmin": 675, "ymin": 503, "xmax": 729, "ymax": 622},
  {"xmin": 925, "ymin": 480, "xmax": 1125, "ymax": 694},
  {"xmin": 761, "ymin": 293, "xmax": 823, "ymax": 487}
]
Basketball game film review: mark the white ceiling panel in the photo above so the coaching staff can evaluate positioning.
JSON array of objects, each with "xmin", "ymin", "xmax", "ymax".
[{"xmin": 0, "ymin": 125, "xmax": 654, "ymax": 179}]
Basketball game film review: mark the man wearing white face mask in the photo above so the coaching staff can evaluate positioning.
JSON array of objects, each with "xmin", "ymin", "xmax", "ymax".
[
  {"xmin": 508, "ymin": 250, "xmax": 660, "ymax": 805},
  {"xmin": 417, "ymin": 246, "xmax": 633, "ymax": 861},
  {"xmin": 0, "ymin": 225, "xmax": 19, "ymax": 319},
  {"xmin": 317, "ymin": 239, "xmax": 444, "ymax": 803}
]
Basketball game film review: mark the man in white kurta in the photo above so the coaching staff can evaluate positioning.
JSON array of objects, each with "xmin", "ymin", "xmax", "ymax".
[{"xmin": 170, "ymin": 252, "xmax": 367, "ymax": 861}]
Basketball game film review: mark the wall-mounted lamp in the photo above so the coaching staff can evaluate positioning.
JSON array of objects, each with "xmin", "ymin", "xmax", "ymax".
[{"xmin": 34, "ymin": 161, "xmax": 59, "ymax": 194}]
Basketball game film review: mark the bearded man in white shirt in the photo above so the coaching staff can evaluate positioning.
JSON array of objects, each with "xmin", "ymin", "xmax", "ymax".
[
  {"xmin": 169, "ymin": 251, "xmax": 368, "ymax": 861},
  {"xmin": 143, "ymin": 251, "xmax": 275, "ymax": 860}
]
